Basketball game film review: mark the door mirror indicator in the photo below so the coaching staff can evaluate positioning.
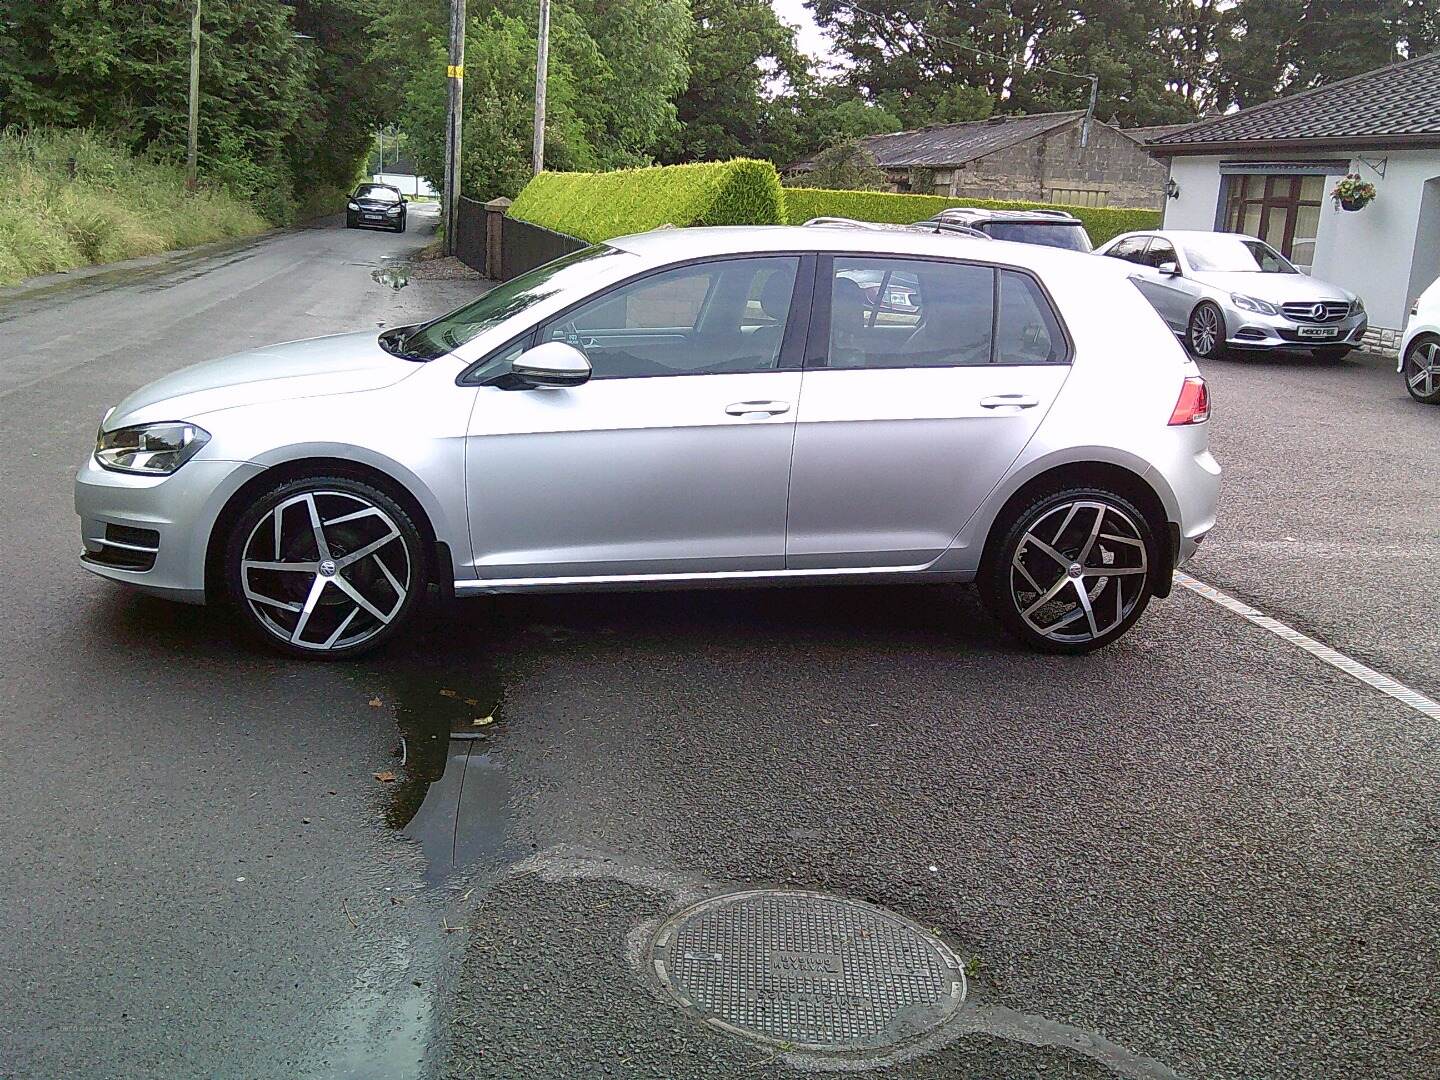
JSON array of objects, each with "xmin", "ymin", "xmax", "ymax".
[
  {"xmin": 1156, "ymin": 261, "xmax": 1181, "ymax": 277},
  {"xmin": 494, "ymin": 341, "xmax": 592, "ymax": 390}
]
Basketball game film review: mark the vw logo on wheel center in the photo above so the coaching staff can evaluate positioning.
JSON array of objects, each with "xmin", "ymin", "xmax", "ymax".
[{"xmin": 319, "ymin": 559, "xmax": 337, "ymax": 577}]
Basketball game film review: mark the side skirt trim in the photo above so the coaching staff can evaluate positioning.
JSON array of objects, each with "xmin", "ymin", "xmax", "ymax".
[{"xmin": 454, "ymin": 564, "xmax": 966, "ymax": 593}]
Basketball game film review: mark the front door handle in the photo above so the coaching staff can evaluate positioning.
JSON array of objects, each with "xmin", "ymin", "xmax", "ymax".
[
  {"xmin": 725, "ymin": 400, "xmax": 790, "ymax": 417},
  {"xmin": 979, "ymin": 394, "xmax": 1040, "ymax": 410}
]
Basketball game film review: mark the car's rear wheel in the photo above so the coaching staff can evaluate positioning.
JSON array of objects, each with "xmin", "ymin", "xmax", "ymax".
[
  {"xmin": 979, "ymin": 487, "xmax": 1158, "ymax": 654},
  {"xmin": 1402, "ymin": 333, "xmax": 1440, "ymax": 403},
  {"xmin": 224, "ymin": 476, "xmax": 426, "ymax": 659},
  {"xmin": 1186, "ymin": 302, "xmax": 1226, "ymax": 360}
]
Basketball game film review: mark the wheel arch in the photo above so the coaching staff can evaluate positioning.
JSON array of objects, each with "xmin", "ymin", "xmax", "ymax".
[
  {"xmin": 203, "ymin": 455, "xmax": 451, "ymax": 600},
  {"xmin": 975, "ymin": 459, "xmax": 1177, "ymax": 599}
]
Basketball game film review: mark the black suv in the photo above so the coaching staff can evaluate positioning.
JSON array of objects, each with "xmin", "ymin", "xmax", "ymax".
[
  {"xmin": 926, "ymin": 207, "xmax": 1092, "ymax": 252},
  {"xmin": 346, "ymin": 184, "xmax": 407, "ymax": 233}
]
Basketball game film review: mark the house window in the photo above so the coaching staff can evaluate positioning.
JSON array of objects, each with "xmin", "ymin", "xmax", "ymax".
[
  {"xmin": 1048, "ymin": 186, "xmax": 1109, "ymax": 207},
  {"xmin": 932, "ymin": 169, "xmax": 954, "ymax": 194},
  {"xmin": 1223, "ymin": 174, "xmax": 1325, "ymax": 272}
]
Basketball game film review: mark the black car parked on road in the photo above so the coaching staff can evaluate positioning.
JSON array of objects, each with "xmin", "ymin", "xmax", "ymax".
[{"xmin": 346, "ymin": 184, "xmax": 406, "ymax": 233}]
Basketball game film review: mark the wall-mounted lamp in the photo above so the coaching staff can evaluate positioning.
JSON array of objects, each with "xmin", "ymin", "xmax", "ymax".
[{"xmin": 1165, "ymin": 178, "xmax": 1181, "ymax": 200}]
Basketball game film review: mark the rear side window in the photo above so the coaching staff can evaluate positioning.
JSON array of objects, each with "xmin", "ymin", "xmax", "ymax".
[
  {"xmin": 995, "ymin": 270, "xmax": 1066, "ymax": 364},
  {"xmin": 982, "ymin": 222, "xmax": 1092, "ymax": 252},
  {"xmin": 826, "ymin": 257, "xmax": 993, "ymax": 368},
  {"xmin": 820, "ymin": 257, "xmax": 1068, "ymax": 368}
]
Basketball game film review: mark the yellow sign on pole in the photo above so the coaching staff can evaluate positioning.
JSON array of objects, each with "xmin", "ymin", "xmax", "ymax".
[{"xmin": 447, "ymin": 64, "xmax": 464, "ymax": 79}]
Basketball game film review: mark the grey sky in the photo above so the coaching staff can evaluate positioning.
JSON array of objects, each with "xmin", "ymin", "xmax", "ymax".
[{"xmin": 770, "ymin": 0, "xmax": 836, "ymax": 63}]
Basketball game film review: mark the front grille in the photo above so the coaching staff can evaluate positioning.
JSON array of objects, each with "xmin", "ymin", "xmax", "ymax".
[
  {"xmin": 1282, "ymin": 300, "xmax": 1349, "ymax": 323},
  {"xmin": 84, "ymin": 524, "xmax": 159, "ymax": 572}
]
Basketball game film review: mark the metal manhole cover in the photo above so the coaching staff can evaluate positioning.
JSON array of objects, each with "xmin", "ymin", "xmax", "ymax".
[{"xmin": 647, "ymin": 889, "xmax": 966, "ymax": 1053}]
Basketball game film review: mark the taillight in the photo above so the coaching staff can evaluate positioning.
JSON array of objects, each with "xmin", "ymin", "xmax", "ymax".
[{"xmin": 1168, "ymin": 376, "xmax": 1209, "ymax": 425}]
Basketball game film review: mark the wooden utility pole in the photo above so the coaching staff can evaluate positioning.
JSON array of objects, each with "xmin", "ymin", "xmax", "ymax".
[
  {"xmin": 532, "ymin": 0, "xmax": 550, "ymax": 175},
  {"xmin": 1080, "ymin": 75, "xmax": 1099, "ymax": 148},
  {"xmin": 443, "ymin": 0, "xmax": 466, "ymax": 255},
  {"xmin": 185, "ymin": 0, "xmax": 201, "ymax": 191}
]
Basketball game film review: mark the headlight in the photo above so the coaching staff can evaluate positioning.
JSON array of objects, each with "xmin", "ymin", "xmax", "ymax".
[
  {"xmin": 347, "ymin": 201, "xmax": 360, "ymax": 211},
  {"xmin": 1230, "ymin": 293, "xmax": 1278, "ymax": 316},
  {"xmin": 95, "ymin": 422, "xmax": 210, "ymax": 475},
  {"xmin": 386, "ymin": 204, "xmax": 402, "ymax": 215},
  {"xmin": 1350, "ymin": 297, "xmax": 1365, "ymax": 316}
]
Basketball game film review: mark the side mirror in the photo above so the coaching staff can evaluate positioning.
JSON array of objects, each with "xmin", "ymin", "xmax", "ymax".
[
  {"xmin": 495, "ymin": 340, "xmax": 591, "ymax": 390},
  {"xmin": 1156, "ymin": 260, "xmax": 1181, "ymax": 277}
]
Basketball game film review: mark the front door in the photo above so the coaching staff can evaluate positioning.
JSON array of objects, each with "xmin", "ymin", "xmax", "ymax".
[
  {"xmin": 786, "ymin": 254, "xmax": 1070, "ymax": 569},
  {"xmin": 464, "ymin": 254, "xmax": 807, "ymax": 580},
  {"xmin": 1130, "ymin": 236, "xmax": 1195, "ymax": 331}
]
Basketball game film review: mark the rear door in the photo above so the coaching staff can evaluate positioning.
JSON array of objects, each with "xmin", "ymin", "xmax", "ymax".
[
  {"xmin": 1130, "ymin": 236, "xmax": 1194, "ymax": 331},
  {"xmin": 785, "ymin": 254, "xmax": 1070, "ymax": 569}
]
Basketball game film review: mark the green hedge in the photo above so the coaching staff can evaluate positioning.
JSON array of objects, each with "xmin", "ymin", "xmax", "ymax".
[
  {"xmin": 781, "ymin": 187, "xmax": 1161, "ymax": 246},
  {"xmin": 507, "ymin": 159, "xmax": 785, "ymax": 243}
]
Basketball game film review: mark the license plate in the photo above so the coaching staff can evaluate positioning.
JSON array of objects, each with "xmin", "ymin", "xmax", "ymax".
[{"xmin": 1296, "ymin": 326, "xmax": 1338, "ymax": 338}]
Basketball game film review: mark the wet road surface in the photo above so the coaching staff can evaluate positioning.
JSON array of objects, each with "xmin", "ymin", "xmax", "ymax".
[{"xmin": 2, "ymin": 216, "xmax": 1437, "ymax": 1079}]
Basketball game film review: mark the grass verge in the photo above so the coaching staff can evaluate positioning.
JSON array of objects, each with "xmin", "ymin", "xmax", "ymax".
[{"xmin": 0, "ymin": 128, "xmax": 270, "ymax": 287}]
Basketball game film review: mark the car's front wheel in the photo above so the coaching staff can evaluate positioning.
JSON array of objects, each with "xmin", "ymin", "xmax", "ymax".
[
  {"xmin": 224, "ymin": 475, "xmax": 427, "ymax": 658},
  {"xmin": 1402, "ymin": 333, "xmax": 1440, "ymax": 403},
  {"xmin": 978, "ymin": 487, "xmax": 1159, "ymax": 654},
  {"xmin": 1186, "ymin": 302, "xmax": 1226, "ymax": 360}
]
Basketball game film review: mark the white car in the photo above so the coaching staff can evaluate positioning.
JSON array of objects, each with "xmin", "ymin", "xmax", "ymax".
[{"xmin": 1399, "ymin": 277, "xmax": 1440, "ymax": 404}]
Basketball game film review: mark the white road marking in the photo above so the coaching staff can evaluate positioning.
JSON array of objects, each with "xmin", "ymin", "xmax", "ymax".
[{"xmin": 1176, "ymin": 571, "xmax": 1440, "ymax": 720}]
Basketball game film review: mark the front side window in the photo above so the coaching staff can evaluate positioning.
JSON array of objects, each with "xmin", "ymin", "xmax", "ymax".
[
  {"xmin": 826, "ymin": 257, "xmax": 993, "ymax": 369},
  {"xmin": 1104, "ymin": 235, "xmax": 1151, "ymax": 264},
  {"xmin": 393, "ymin": 245, "xmax": 633, "ymax": 361},
  {"xmin": 1140, "ymin": 238, "xmax": 1178, "ymax": 269},
  {"xmin": 540, "ymin": 256, "xmax": 800, "ymax": 378}
]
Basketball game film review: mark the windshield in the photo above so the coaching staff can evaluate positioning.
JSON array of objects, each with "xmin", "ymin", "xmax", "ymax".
[
  {"xmin": 983, "ymin": 222, "xmax": 1093, "ymax": 252},
  {"xmin": 354, "ymin": 185, "xmax": 401, "ymax": 204},
  {"xmin": 1183, "ymin": 234, "xmax": 1298, "ymax": 273},
  {"xmin": 384, "ymin": 245, "xmax": 632, "ymax": 360}
]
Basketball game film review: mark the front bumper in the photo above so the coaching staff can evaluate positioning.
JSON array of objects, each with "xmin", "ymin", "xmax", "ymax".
[
  {"xmin": 1225, "ymin": 309, "xmax": 1367, "ymax": 352},
  {"xmin": 75, "ymin": 453, "xmax": 264, "ymax": 603}
]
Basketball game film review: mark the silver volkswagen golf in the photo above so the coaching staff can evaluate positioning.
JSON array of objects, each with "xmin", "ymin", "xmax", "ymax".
[{"xmin": 75, "ymin": 225, "xmax": 1220, "ymax": 658}]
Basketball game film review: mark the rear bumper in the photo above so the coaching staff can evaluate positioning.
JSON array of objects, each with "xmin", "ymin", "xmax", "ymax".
[{"xmin": 74, "ymin": 453, "xmax": 264, "ymax": 603}]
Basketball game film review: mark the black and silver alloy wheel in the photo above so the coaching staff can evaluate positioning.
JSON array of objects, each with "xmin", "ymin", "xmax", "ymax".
[
  {"xmin": 980, "ymin": 488, "xmax": 1156, "ymax": 653},
  {"xmin": 226, "ymin": 478, "xmax": 424, "ymax": 657},
  {"xmin": 1403, "ymin": 335, "xmax": 1440, "ymax": 403},
  {"xmin": 1187, "ymin": 302, "xmax": 1224, "ymax": 360}
]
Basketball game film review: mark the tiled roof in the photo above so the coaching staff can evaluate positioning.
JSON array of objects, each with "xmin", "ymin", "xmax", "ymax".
[
  {"xmin": 788, "ymin": 111, "xmax": 1084, "ymax": 171},
  {"xmin": 1151, "ymin": 52, "xmax": 1440, "ymax": 149},
  {"xmin": 1120, "ymin": 123, "xmax": 1197, "ymax": 144}
]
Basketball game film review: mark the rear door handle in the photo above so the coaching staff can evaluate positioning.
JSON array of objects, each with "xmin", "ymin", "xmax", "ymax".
[
  {"xmin": 979, "ymin": 394, "xmax": 1040, "ymax": 409},
  {"xmin": 725, "ymin": 400, "xmax": 790, "ymax": 417}
]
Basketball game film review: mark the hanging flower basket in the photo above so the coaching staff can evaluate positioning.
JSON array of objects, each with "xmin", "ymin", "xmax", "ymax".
[{"xmin": 1331, "ymin": 173, "xmax": 1376, "ymax": 211}]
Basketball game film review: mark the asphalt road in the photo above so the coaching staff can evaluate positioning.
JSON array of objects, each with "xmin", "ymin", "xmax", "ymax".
[{"xmin": 2, "ymin": 217, "xmax": 1437, "ymax": 1080}]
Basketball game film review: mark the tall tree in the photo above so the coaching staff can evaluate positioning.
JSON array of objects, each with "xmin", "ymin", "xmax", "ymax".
[
  {"xmin": 1215, "ymin": 0, "xmax": 1440, "ymax": 109},
  {"xmin": 807, "ymin": 0, "xmax": 1203, "ymax": 126},
  {"xmin": 655, "ymin": 0, "xmax": 809, "ymax": 164}
]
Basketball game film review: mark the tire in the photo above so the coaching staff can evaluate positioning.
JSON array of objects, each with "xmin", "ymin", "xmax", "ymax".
[
  {"xmin": 1313, "ymin": 345, "xmax": 1353, "ymax": 362},
  {"xmin": 224, "ymin": 475, "xmax": 428, "ymax": 659},
  {"xmin": 395, "ymin": 216, "xmax": 407, "ymax": 233},
  {"xmin": 1186, "ymin": 302, "xmax": 1227, "ymax": 360},
  {"xmin": 1401, "ymin": 333, "xmax": 1440, "ymax": 404},
  {"xmin": 978, "ymin": 486, "xmax": 1159, "ymax": 654},
  {"xmin": 345, "ymin": 215, "xmax": 355, "ymax": 229}
]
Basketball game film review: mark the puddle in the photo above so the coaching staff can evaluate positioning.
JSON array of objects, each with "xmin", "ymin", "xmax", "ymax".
[
  {"xmin": 366, "ymin": 661, "xmax": 514, "ymax": 884},
  {"xmin": 371, "ymin": 266, "xmax": 410, "ymax": 289}
]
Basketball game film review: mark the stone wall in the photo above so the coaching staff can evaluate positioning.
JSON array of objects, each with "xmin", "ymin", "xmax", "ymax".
[{"xmin": 900, "ymin": 120, "xmax": 1168, "ymax": 210}]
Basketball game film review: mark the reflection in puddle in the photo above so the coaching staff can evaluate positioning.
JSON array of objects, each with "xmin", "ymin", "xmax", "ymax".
[
  {"xmin": 371, "ymin": 266, "xmax": 410, "ymax": 289},
  {"xmin": 369, "ymin": 661, "xmax": 513, "ymax": 883}
]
